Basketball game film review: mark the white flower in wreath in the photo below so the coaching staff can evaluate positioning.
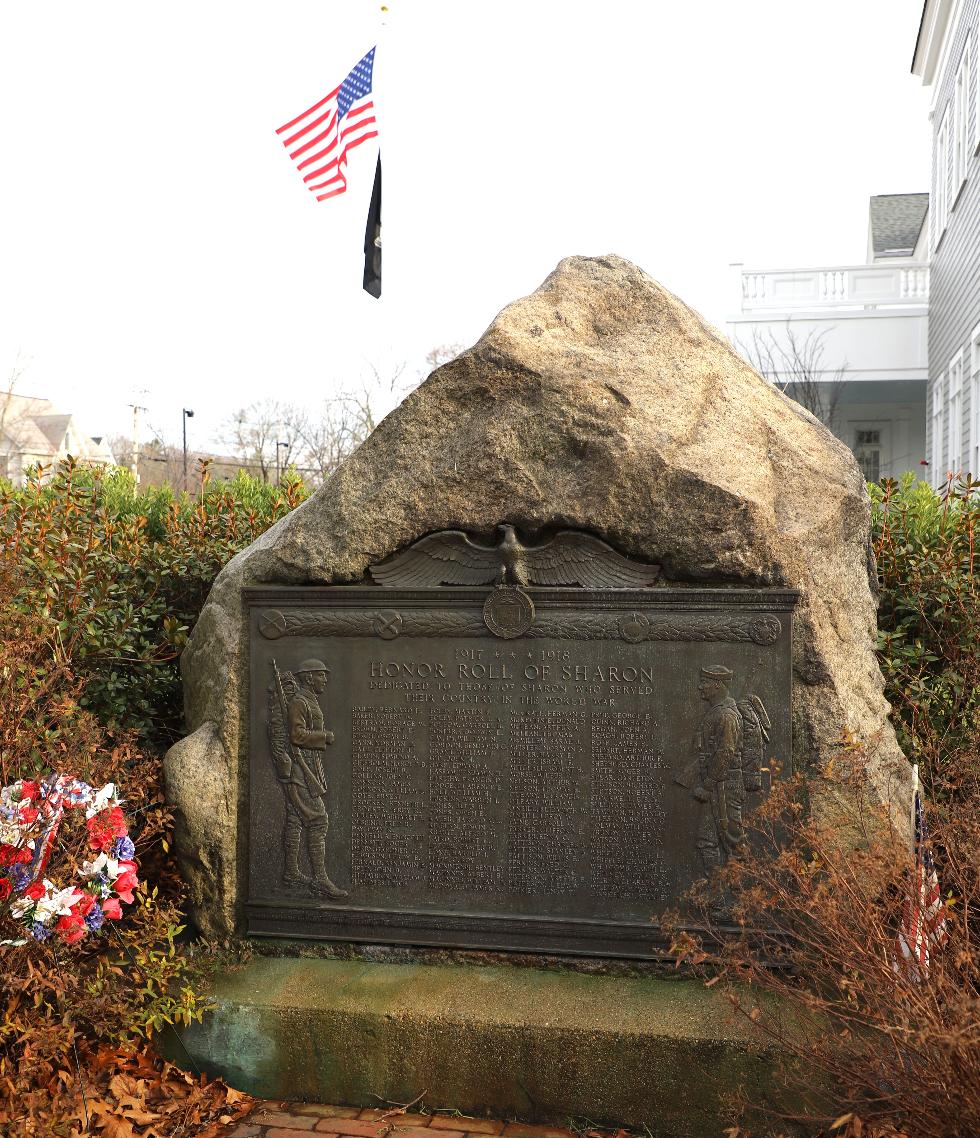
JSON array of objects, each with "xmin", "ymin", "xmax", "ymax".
[
  {"xmin": 0, "ymin": 820, "xmax": 24, "ymax": 846},
  {"xmin": 81, "ymin": 852, "xmax": 119, "ymax": 884},
  {"xmin": 32, "ymin": 882, "xmax": 80, "ymax": 924},
  {"xmin": 84, "ymin": 782, "xmax": 116, "ymax": 819},
  {"xmin": 9, "ymin": 896, "xmax": 33, "ymax": 921}
]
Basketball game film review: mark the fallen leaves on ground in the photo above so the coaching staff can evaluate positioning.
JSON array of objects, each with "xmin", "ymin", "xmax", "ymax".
[{"xmin": 0, "ymin": 1041, "xmax": 253, "ymax": 1138}]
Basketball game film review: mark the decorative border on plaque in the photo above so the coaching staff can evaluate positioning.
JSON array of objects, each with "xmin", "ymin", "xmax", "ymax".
[
  {"xmin": 619, "ymin": 611, "xmax": 781, "ymax": 646},
  {"xmin": 260, "ymin": 609, "xmax": 487, "ymax": 639},
  {"xmin": 259, "ymin": 607, "xmax": 783, "ymax": 644}
]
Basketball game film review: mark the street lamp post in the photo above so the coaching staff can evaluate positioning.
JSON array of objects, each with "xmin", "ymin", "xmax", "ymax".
[
  {"xmin": 182, "ymin": 408, "xmax": 195, "ymax": 491},
  {"xmin": 128, "ymin": 402, "xmax": 148, "ymax": 486},
  {"xmin": 276, "ymin": 440, "xmax": 290, "ymax": 485}
]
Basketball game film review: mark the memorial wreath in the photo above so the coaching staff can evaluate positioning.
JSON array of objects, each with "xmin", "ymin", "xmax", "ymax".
[{"xmin": 0, "ymin": 774, "xmax": 139, "ymax": 945}]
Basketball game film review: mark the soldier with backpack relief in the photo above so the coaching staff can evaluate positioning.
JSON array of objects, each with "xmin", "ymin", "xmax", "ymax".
[{"xmin": 675, "ymin": 665, "xmax": 771, "ymax": 876}]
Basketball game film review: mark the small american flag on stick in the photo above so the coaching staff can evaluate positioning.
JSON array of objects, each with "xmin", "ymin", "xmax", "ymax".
[
  {"xmin": 895, "ymin": 768, "xmax": 949, "ymax": 978},
  {"xmin": 277, "ymin": 47, "xmax": 378, "ymax": 202}
]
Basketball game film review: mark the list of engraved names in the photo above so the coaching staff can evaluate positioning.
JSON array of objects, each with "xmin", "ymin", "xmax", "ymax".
[{"xmin": 349, "ymin": 643, "xmax": 668, "ymax": 901}]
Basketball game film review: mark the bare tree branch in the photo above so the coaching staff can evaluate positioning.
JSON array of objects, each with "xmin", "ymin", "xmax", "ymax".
[
  {"xmin": 424, "ymin": 343, "xmax": 465, "ymax": 372},
  {"xmin": 219, "ymin": 399, "xmax": 303, "ymax": 484},
  {"xmin": 220, "ymin": 346, "xmax": 468, "ymax": 487},
  {"xmin": 0, "ymin": 357, "xmax": 35, "ymax": 448},
  {"xmin": 734, "ymin": 322, "xmax": 848, "ymax": 429}
]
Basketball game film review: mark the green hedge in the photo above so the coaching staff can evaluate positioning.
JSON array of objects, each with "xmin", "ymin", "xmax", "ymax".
[
  {"xmin": 871, "ymin": 473, "xmax": 980, "ymax": 794},
  {"xmin": 0, "ymin": 461, "xmax": 306, "ymax": 749}
]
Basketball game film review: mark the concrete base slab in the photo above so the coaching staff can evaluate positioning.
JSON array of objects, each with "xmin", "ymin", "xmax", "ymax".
[{"xmin": 168, "ymin": 957, "xmax": 781, "ymax": 1137}]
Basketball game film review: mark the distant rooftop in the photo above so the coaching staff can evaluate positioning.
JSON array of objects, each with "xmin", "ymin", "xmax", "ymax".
[
  {"xmin": 33, "ymin": 413, "xmax": 73, "ymax": 449},
  {"xmin": 0, "ymin": 391, "xmax": 114, "ymax": 470},
  {"xmin": 869, "ymin": 193, "xmax": 928, "ymax": 258}
]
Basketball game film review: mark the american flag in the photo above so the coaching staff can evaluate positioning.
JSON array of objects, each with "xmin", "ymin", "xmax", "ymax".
[
  {"xmin": 276, "ymin": 47, "xmax": 378, "ymax": 202},
  {"xmin": 895, "ymin": 788, "xmax": 949, "ymax": 978}
]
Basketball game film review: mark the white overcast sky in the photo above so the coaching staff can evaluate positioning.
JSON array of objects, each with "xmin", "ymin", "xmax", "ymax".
[{"xmin": 0, "ymin": 1, "xmax": 930, "ymax": 453}]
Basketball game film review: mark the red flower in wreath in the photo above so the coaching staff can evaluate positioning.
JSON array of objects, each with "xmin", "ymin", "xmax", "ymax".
[
  {"xmin": 114, "ymin": 869, "xmax": 139, "ymax": 905},
  {"xmin": 56, "ymin": 913, "xmax": 86, "ymax": 944},
  {"xmin": 101, "ymin": 897, "xmax": 122, "ymax": 920},
  {"xmin": 71, "ymin": 891, "xmax": 96, "ymax": 918},
  {"xmin": 0, "ymin": 844, "xmax": 31, "ymax": 868},
  {"xmin": 87, "ymin": 806, "xmax": 128, "ymax": 851}
]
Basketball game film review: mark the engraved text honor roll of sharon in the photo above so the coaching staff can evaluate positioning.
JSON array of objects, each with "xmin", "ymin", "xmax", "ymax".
[{"xmin": 246, "ymin": 525, "xmax": 796, "ymax": 958}]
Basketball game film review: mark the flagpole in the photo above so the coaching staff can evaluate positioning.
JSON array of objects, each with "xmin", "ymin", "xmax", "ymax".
[
  {"xmin": 910, "ymin": 763, "xmax": 919, "ymax": 857},
  {"xmin": 362, "ymin": 3, "xmax": 389, "ymax": 300}
]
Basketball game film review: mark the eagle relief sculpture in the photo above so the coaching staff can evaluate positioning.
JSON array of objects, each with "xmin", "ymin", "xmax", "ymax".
[
  {"xmin": 369, "ymin": 526, "xmax": 660, "ymax": 638},
  {"xmin": 369, "ymin": 524, "xmax": 661, "ymax": 589}
]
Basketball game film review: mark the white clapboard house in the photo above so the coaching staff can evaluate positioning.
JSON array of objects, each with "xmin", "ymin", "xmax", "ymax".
[
  {"xmin": 726, "ymin": 194, "xmax": 930, "ymax": 483},
  {"xmin": 0, "ymin": 392, "xmax": 115, "ymax": 486},
  {"xmin": 913, "ymin": 0, "xmax": 980, "ymax": 487}
]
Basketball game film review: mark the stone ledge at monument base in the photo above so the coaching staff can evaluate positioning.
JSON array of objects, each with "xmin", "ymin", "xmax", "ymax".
[{"xmin": 166, "ymin": 957, "xmax": 780, "ymax": 1138}]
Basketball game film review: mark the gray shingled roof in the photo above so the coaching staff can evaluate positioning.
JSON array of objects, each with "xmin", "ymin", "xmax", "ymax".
[
  {"xmin": 33, "ymin": 414, "xmax": 72, "ymax": 449},
  {"xmin": 869, "ymin": 193, "xmax": 928, "ymax": 257}
]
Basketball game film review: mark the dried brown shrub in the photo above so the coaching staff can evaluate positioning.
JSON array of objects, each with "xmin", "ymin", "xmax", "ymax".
[
  {"xmin": 0, "ymin": 570, "xmax": 252, "ymax": 1136},
  {"xmin": 672, "ymin": 742, "xmax": 980, "ymax": 1138}
]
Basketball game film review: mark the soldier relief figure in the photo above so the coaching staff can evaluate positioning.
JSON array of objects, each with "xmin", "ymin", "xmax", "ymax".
[
  {"xmin": 268, "ymin": 658, "xmax": 348, "ymax": 899},
  {"xmin": 675, "ymin": 665, "xmax": 771, "ymax": 876}
]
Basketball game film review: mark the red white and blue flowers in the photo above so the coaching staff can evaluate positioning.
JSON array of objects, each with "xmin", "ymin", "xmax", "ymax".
[{"xmin": 0, "ymin": 775, "xmax": 139, "ymax": 945}]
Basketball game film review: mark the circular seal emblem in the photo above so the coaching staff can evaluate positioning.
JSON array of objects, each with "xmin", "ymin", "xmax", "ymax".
[
  {"xmin": 259, "ymin": 609, "xmax": 288, "ymax": 640},
  {"xmin": 619, "ymin": 612, "xmax": 650, "ymax": 643},
  {"xmin": 373, "ymin": 610, "xmax": 403, "ymax": 640},
  {"xmin": 748, "ymin": 615, "xmax": 782, "ymax": 645},
  {"xmin": 483, "ymin": 585, "xmax": 535, "ymax": 639}
]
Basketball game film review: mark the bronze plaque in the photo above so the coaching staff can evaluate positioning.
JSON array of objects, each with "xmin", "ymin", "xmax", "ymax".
[{"xmin": 245, "ymin": 585, "xmax": 797, "ymax": 957}]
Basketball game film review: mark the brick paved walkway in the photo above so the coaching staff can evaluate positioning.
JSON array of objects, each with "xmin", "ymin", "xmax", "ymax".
[{"xmin": 225, "ymin": 1102, "xmax": 604, "ymax": 1138}]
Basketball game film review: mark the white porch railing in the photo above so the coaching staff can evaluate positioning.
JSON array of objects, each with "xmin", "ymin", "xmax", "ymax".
[{"xmin": 732, "ymin": 263, "xmax": 929, "ymax": 313}]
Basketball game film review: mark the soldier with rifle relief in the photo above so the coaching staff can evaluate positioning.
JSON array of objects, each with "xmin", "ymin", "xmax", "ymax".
[
  {"xmin": 269, "ymin": 658, "xmax": 348, "ymax": 899},
  {"xmin": 675, "ymin": 664, "xmax": 771, "ymax": 876}
]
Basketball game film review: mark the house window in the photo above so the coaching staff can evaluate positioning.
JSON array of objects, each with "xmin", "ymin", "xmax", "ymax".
[
  {"xmin": 976, "ymin": 14, "xmax": 980, "ymax": 152},
  {"xmin": 949, "ymin": 351, "xmax": 963, "ymax": 475},
  {"xmin": 931, "ymin": 374, "xmax": 947, "ymax": 488},
  {"xmin": 971, "ymin": 324, "xmax": 980, "ymax": 478},
  {"xmin": 934, "ymin": 106, "xmax": 951, "ymax": 245},
  {"xmin": 954, "ymin": 45, "xmax": 970, "ymax": 196},
  {"xmin": 854, "ymin": 429, "xmax": 882, "ymax": 483}
]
